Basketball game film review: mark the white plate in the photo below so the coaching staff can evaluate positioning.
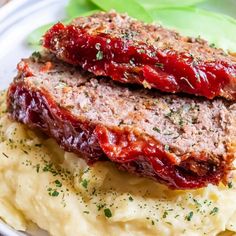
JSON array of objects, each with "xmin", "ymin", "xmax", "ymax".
[
  {"xmin": 0, "ymin": 1, "xmax": 67, "ymax": 235},
  {"xmin": 0, "ymin": 0, "xmax": 67, "ymax": 90},
  {"xmin": 0, "ymin": 0, "xmax": 235, "ymax": 235}
]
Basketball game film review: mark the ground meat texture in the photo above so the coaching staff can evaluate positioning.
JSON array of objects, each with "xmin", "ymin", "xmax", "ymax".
[
  {"xmin": 43, "ymin": 11, "xmax": 236, "ymax": 101},
  {"xmin": 7, "ymin": 52, "xmax": 236, "ymax": 189}
]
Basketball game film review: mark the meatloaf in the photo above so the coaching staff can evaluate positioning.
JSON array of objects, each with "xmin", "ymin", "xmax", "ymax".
[
  {"xmin": 43, "ymin": 11, "xmax": 236, "ymax": 100},
  {"xmin": 7, "ymin": 52, "xmax": 236, "ymax": 189}
]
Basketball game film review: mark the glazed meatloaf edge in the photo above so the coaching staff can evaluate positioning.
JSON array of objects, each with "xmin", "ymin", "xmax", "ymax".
[
  {"xmin": 7, "ymin": 52, "xmax": 236, "ymax": 189},
  {"xmin": 43, "ymin": 11, "xmax": 236, "ymax": 100}
]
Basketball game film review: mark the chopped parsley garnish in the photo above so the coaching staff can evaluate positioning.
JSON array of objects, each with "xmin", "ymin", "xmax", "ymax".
[
  {"xmin": 51, "ymin": 190, "xmax": 59, "ymax": 197},
  {"xmin": 193, "ymin": 198, "xmax": 201, "ymax": 207},
  {"xmin": 36, "ymin": 164, "xmax": 40, "ymax": 173},
  {"xmin": 32, "ymin": 51, "xmax": 41, "ymax": 59},
  {"xmin": 83, "ymin": 168, "xmax": 90, "ymax": 174},
  {"xmin": 209, "ymin": 43, "xmax": 216, "ymax": 48},
  {"xmin": 81, "ymin": 179, "xmax": 89, "ymax": 188},
  {"xmin": 210, "ymin": 207, "xmax": 219, "ymax": 215},
  {"xmin": 128, "ymin": 196, "xmax": 134, "ymax": 201},
  {"xmin": 189, "ymin": 53, "xmax": 194, "ymax": 60},
  {"xmin": 164, "ymin": 144, "xmax": 170, "ymax": 151},
  {"xmin": 185, "ymin": 211, "xmax": 193, "ymax": 221},
  {"xmin": 104, "ymin": 208, "xmax": 112, "ymax": 218},
  {"xmin": 228, "ymin": 182, "xmax": 233, "ymax": 189},
  {"xmin": 96, "ymin": 51, "xmax": 103, "ymax": 60},
  {"xmin": 165, "ymin": 110, "xmax": 174, "ymax": 118},
  {"xmin": 97, "ymin": 204, "xmax": 105, "ymax": 211},
  {"xmin": 179, "ymin": 118, "xmax": 184, "ymax": 126},
  {"xmin": 156, "ymin": 63, "xmax": 164, "ymax": 69},
  {"xmin": 47, "ymin": 188, "xmax": 59, "ymax": 197},
  {"xmin": 43, "ymin": 163, "xmax": 53, "ymax": 172},
  {"xmin": 162, "ymin": 211, "xmax": 168, "ymax": 218},
  {"xmin": 137, "ymin": 49, "xmax": 146, "ymax": 54},
  {"xmin": 43, "ymin": 164, "xmax": 58, "ymax": 176},
  {"xmin": 153, "ymin": 127, "xmax": 161, "ymax": 133},
  {"xmin": 55, "ymin": 180, "xmax": 62, "ymax": 187}
]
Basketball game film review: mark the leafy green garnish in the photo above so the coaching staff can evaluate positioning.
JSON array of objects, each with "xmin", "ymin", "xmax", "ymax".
[
  {"xmin": 199, "ymin": 0, "xmax": 236, "ymax": 19},
  {"xmin": 138, "ymin": 0, "xmax": 206, "ymax": 10},
  {"xmin": 91, "ymin": 0, "xmax": 153, "ymax": 22},
  {"xmin": 27, "ymin": 23, "xmax": 53, "ymax": 48},
  {"xmin": 150, "ymin": 6, "xmax": 236, "ymax": 52},
  {"xmin": 66, "ymin": 0, "xmax": 98, "ymax": 18},
  {"xmin": 79, "ymin": 10, "xmax": 101, "ymax": 17}
]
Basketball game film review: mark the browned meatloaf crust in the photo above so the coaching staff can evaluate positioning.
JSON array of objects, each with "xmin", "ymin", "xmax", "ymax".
[
  {"xmin": 7, "ymin": 52, "xmax": 236, "ymax": 189},
  {"xmin": 43, "ymin": 11, "xmax": 236, "ymax": 100}
]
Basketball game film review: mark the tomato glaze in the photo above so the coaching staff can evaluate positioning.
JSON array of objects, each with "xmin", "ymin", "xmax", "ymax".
[
  {"xmin": 7, "ymin": 84, "xmax": 225, "ymax": 189},
  {"xmin": 43, "ymin": 23, "xmax": 235, "ymax": 100}
]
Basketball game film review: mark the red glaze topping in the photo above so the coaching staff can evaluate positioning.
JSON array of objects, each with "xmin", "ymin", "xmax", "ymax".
[
  {"xmin": 43, "ymin": 22, "xmax": 236, "ymax": 100},
  {"xmin": 7, "ymin": 83, "xmax": 226, "ymax": 189}
]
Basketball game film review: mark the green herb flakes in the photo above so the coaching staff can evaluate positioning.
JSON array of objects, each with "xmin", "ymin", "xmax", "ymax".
[
  {"xmin": 153, "ymin": 127, "xmax": 161, "ymax": 133},
  {"xmin": 48, "ymin": 188, "xmax": 59, "ymax": 197},
  {"xmin": 104, "ymin": 208, "xmax": 112, "ymax": 218},
  {"xmin": 164, "ymin": 144, "xmax": 170, "ymax": 151},
  {"xmin": 228, "ymin": 182, "xmax": 233, "ymax": 189},
  {"xmin": 97, "ymin": 204, "xmax": 105, "ymax": 211},
  {"xmin": 81, "ymin": 179, "xmax": 89, "ymax": 188},
  {"xmin": 32, "ymin": 51, "xmax": 42, "ymax": 59},
  {"xmin": 162, "ymin": 211, "xmax": 168, "ymax": 218},
  {"xmin": 55, "ymin": 180, "xmax": 62, "ymax": 187},
  {"xmin": 156, "ymin": 63, "xmax": 164, "ymax": 69},
  {"xmin": 209, "ymin": 43, "xmax": 216, "ymax": 48},
  {"xmin": 36, "ymin": 164, "xmax": 40, "ymax": 173},
  {"xmin": 185, "ymin": 211, "xmax": 193, "ymax": 221},
  {"xmin": 128, "ymin": 196, "xmax": 134, "ymax": 201},
  {"xmin": 210, "ymin": 207, "xmax": 219, "ymax": 215},
  {"xmin": 96, "ymin": 50, "xmax": 103, "ymax": 60}
]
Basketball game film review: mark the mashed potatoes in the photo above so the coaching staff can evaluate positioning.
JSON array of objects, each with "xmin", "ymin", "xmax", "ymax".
[{"xmin": 0, "ymin": 91, "xmax": 236, "ymax": 236}]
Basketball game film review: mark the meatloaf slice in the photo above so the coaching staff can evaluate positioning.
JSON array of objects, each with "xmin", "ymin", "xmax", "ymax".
[
  {"xmin": 43, "ymin": 11, "xmax": 236, "ymax": 101},
  {"xmin": 7, "ymin": 52, "xmax": 236, "ymax": 189}
]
